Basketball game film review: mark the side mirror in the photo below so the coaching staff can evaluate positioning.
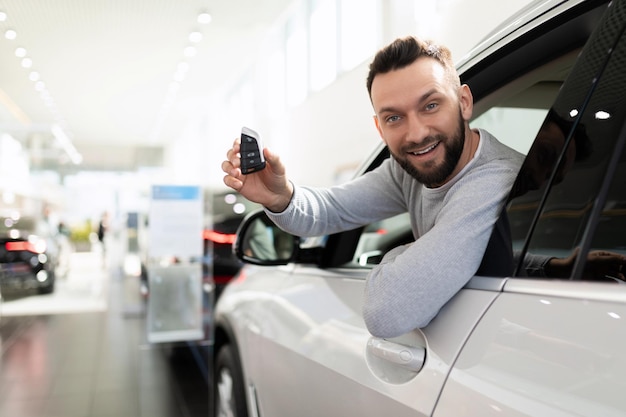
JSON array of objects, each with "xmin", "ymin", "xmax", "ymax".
[{"xmin": 233, "ymin": 210, "xmax": 298, "ymax": 265}]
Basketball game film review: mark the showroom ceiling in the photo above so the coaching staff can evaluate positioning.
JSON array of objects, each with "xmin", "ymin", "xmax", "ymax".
[{"xmin": 0, "ymin": 0, "xmax": 293, "ymax": 173}]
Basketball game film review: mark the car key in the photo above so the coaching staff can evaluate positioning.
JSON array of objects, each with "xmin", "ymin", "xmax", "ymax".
[{"xmin": 240, "ymin": 127, "xmax": 266, "ymax": 174}]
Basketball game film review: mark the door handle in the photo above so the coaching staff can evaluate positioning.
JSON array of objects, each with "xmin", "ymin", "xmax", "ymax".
[{"xmin": 367, "ymin": 337, "xmax": 425, "ymax": 373}]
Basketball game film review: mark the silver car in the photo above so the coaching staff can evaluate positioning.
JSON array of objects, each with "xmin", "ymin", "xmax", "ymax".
[{"xmin": 212, "ymin": 0, "xmax": 626, "ymax": 416}]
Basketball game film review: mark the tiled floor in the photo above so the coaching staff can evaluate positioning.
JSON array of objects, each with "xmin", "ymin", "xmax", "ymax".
[{"xmin": 0, "ymin": 250, "xmax": 212, "ymax": 417}]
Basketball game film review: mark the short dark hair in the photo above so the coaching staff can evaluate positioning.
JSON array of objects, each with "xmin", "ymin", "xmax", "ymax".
[{"xmin": 366, "ymin": 36, "xmax": 459, "ymax": 97}]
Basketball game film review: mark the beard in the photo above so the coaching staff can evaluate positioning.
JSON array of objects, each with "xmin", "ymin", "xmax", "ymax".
[{"xmin": 391, "ymin": 110, "xmax": 466, "ymax": 188}]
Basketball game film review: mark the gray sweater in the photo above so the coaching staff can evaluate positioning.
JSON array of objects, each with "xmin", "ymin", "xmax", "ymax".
[{"xmin": 267, "ymin": 129, "xmax": 525, "ymax": 338}]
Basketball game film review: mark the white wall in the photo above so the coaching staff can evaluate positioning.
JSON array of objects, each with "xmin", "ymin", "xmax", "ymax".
[{"xmin": 286, "ymin": 61, "xmax": 379, "ymax": 186}]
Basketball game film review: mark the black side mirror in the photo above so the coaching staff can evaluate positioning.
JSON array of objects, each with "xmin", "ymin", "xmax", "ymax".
[{"xmin": 233, "ymin": 210, "xmax": 298, "ymax": 265}]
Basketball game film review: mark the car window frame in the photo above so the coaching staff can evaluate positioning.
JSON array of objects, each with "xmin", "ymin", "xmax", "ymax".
[{"xmin": 509, "ymin": 0, "xmax": 626, "ymax": 280}]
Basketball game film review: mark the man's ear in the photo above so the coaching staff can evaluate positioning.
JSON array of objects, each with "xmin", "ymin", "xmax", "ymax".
[
  {"xmin": 459, "ymin": 84, "xmax": 474, "ymax": 121},
  {"xmin": 373, "ymin": 115, "xmax": 384, "ymax": 140}
]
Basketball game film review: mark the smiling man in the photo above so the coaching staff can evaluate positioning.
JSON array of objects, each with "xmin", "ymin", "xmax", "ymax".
[
  {"xmin": 368, "ymin": 41, "xmax": 479, "ymax": 189},
  {"xmin": 222, "ymin": 36, "xmax": 524, "ymax": 338}
]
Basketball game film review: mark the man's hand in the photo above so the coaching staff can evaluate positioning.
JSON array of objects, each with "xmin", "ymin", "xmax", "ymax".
[
  {"xmin": 222, "ymin": 138, "xmax": 294, "ymax": 213},
  {"xmin": 546, "ymin": 248, "xmax": 626, "ymax": 281}
]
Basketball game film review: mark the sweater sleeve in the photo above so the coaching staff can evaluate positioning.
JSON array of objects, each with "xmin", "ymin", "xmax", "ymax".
[
  {"xmin": 517, "ymin": 251, "xmax": 554, "ymax": 277},
  {"xmin": 362, "ymin": 163, "xmax": 517, "ymax": 338},
  {"xmin": 266, "ymin": 159, "xmax": 408, "ymax": 237}
]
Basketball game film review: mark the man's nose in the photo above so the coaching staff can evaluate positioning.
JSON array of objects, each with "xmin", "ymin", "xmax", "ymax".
[{"xmin": 405, "ymin": 113, "xmax": 430, "ymax": 143}]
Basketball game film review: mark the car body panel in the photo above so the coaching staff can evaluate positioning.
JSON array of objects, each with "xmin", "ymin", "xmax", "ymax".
[
  {"xmin": 219, "ymin": 265, "xmax": 509, "ymax": 416},
  {"xmin": 457, "ymin": 0, "xmax": 590, "ymax": 71},
  {"xmin": 435, "ymin": 280, "xmax": 626, "ymax": 416}
]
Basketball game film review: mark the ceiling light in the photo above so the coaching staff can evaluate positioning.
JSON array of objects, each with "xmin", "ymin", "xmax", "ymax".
[
  {"xmin": 21, "ymin": 57, "xmax": 32, "ymax": 68},
  {"xmin": 29, "ymin": 71, "xmax": 40, "ymax": 82},
  {"xmin": 233, "ymin": 203, "xmax": 246, "ymax": 214},
  {"xmin": 569, "ymin": 109, "xmax": 579, "ymax": 118},
  {"xmin": 177, "ymin": 61, "xmax": 190, "ymax": 73},
  {"xmin": 14, "ymin": 47, "xmax": 26, "ymax": 57},
  {"xmin": 173, "ymin": 63, "xmax": 188, "ymax": 83},
  {"xmin": 42, "ymin": 95, "xmax": 55, "ymax": 107},
  {"xmin": 184, "ymin": 46, "xmax": 197, "ymax": 58},
  {"xmin": 197, "ymin": 12, "xmax": 212, "ymax": 24},
  {"xmin": 173, "ymin": 71, "xmax": 186, "ymax": 82},
  {"xmin": 189, "ymin": 31, "xmax": 203, "ymax": 43},
  {"xmin": 4, "ymin": 29, "xmax": 17, "ymax": 40},
  {"xmin": 0, "ymin": 11, "xmax": 7, "ymax": 21},
  {"xmin": 40, "ymin": 88, "xmax": 52, "ymax": 100},
  {"xmin": 168, "ymin": 82, "xmax": 180, "ymax": 94}
]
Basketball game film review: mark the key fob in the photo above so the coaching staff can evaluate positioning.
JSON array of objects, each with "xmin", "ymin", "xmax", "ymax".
[{"xmin": 240, "ymin": 127, "xmax": 266, "ymax": 174}]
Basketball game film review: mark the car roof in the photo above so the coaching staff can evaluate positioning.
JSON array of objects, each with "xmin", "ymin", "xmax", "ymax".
[{"xmin": 456, "ymin": 0, "xmax": 587, "ymax": 72}]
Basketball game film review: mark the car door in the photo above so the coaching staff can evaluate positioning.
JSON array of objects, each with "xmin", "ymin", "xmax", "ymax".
[
  {"xmin": 249, "ymin": 228, "xmax": 503, "ymax": 417},
  {"xmin": 435, "ymin": 1, "xmax": 626, "ymax": 415}
]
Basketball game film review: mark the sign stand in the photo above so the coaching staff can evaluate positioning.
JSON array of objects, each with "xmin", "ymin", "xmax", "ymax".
[{"xmin": 146, "ymin": 185, "xmax": 204, "ymax": 343}]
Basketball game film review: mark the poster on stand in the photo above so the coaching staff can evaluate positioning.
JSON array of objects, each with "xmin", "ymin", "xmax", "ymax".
[
  {"xmin": 146, "ymin": 185, "xmax": 204, "ymax": 343},
  {"xmin": 146, "ymin": 264, "xmax": 203, "ymax": 343},
  {"xmin": 148, "ymin": 185, "xmax": 203, "ymax": 258}
]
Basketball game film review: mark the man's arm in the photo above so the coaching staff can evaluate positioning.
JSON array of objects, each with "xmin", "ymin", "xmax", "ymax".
[
  {"xmin": 266, "ymin": 159, "xmax": 408, "ymax": 237},
  {"xmin": 362, "ymin": 164, "xmax": 514, "ymax": 338}
]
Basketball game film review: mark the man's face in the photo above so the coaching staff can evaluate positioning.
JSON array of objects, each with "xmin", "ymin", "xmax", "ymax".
[{"xmin": 370, "ymin": 58, "xmax": 472, "ymax": 187}]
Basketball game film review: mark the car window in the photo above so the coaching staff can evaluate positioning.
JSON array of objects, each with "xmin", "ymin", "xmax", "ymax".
[
  {"xmin": 508, "ymin": 1, "xmax": 626, "ymax": 279},
  {"xmin": 352, "ymin": 212, "xmax": 412, "ymax": 266},
  {"xmin": 472, "ymin": 107, "xmax": 546, "ymax": 155},
  {"xmin": 586, "ymin": 142, "xmax": 626, "ymax": 280}
]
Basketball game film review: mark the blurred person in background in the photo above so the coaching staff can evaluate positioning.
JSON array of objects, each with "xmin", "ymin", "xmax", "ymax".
[{"xmin": 97, "ymin": 211, "xmax": 109, "ymax": 268}]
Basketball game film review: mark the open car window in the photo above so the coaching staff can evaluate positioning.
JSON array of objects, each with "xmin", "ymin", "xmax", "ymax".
[{"xmin": 348, "ymin": 50, "xmax": 581, "ymax": 269}]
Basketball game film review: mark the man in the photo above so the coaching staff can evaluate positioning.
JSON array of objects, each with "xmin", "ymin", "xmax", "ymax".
[{"xmin": 222, "ymin": 36, "xmax": 524, "ymax": 338}]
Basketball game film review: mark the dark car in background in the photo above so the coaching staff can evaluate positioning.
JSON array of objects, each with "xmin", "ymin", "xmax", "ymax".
[
  {"xmin": 0, "ymin": 215, "xmax": 57, "ymax": 295},
  {"xmin": 205, "ymin": 191, "xmax": 260, "ymax": 299}
]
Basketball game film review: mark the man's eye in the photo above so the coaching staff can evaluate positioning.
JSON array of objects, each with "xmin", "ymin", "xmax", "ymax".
[
  {"xmin": 425, "ymin": 103, "xmax": 438, "ymax": 111},
  {"xmin": 386, "ymin": 115, "xmax": 401, "ymax": 123}
]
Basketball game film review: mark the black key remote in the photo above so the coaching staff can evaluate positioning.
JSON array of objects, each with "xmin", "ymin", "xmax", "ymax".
[{"xmin": 240, "ymin": 127, "xmax": 266, "ymax": 174}]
